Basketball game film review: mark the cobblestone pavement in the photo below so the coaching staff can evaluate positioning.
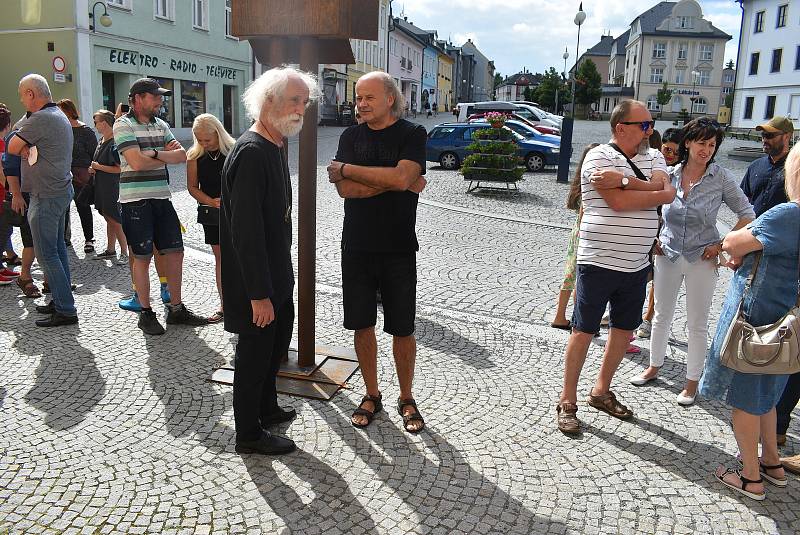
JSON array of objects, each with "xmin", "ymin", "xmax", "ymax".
[{"xmin": 2, "ymin": 117, "xmax": 797, "ymax": 535}]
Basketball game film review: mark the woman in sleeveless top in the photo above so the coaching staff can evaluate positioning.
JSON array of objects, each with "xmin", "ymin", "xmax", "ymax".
[{"xmin": 187, "ymin": 114, "xmax": 236, "ymax": 324}]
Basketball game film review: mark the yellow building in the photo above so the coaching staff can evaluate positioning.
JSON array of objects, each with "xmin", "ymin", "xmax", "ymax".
[
  {"xmin": 346, "ymin": 0, "xmax": 390, "ymax": 102},
  {"xmin": 437, "ymin": 51, "xmax": 454, "ymax": 112}
]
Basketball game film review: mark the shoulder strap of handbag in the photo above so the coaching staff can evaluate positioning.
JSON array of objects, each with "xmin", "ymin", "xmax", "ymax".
[{"xmin": 608, "ymin": 142, "xmax": 649, "ymax": 182}]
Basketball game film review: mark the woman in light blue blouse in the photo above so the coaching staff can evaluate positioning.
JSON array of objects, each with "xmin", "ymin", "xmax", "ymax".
[{"xmin": 630, "ymin": 118, "xmax": 755, "ymax": 406}]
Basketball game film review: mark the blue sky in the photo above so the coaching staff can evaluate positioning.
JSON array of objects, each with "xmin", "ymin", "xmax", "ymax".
[{"xmin": 394, "ymin": 0, "xmax": 742, "ymax": 78}]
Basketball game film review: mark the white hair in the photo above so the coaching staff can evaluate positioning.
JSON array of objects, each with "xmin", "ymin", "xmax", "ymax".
[
  {"xmin": 359, "ymin": 71, "xmax": 403, "ymax": 118},
  {"xmin": 242, "ymin": 66, "xmax": 321, "ymax": 121},
  {"xmin": 19, "ymin": 73, "xmax": 52, "ymax": 100}
]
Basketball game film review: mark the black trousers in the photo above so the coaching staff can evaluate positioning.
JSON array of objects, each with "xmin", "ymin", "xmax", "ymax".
[
  {"xmin": 64, "ymin": 183, "xmax": 94, "ymax": 242},
  {"xmin": 233, "ymin": 299, "xmax": 294, "ymax": 442},
  {"xmin": 777, "ymin": 371, "xmax": 800, "ymax": 435}
]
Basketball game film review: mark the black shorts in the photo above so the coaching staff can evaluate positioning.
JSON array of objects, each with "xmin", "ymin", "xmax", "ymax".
[
  {"xmin": 571, "ymin": 264, "xmax": 649, "ymax": 334},
  {"xmin": 342, "ymin": 251, "xmax": 417, "ymax": 337},
  {"xmin": 121, "ymin": 199, "xmax": 183, "ymax": 258},
  {"xmin": 202, "ymin": 224, "xmax": 219, "ymax": 246}
]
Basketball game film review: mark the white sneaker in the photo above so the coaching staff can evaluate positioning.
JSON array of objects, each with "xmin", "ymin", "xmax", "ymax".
[
  {"xmin": 637, "ymin": 320, "xmax": 652, "ymax": 338},
  {"xmin": 677, "ymin": 392, "xmax": 697, "ymax": 406},
  {"xmin": 116, "ymin": 253, "xmax": 129, "ymax": 266},
  {"xmin": 630, "ymin": 373, "xmax": 657, "ymax": 386}
]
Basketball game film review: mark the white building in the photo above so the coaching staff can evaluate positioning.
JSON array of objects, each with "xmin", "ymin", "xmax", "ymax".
[{"xmin": 732, "ymin": 0, "xmax": 800, "ymax": 128}]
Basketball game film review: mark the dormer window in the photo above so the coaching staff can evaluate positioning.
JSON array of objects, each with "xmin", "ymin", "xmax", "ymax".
[{"xmin": 677, "ymin": 16, "xmax": 691, "ymax": 29}]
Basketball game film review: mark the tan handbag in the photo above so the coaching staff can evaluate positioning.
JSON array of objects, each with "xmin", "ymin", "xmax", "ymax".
[{"xmin": 720, "ymin": 252, "xmax": 800, "ymax": 374}]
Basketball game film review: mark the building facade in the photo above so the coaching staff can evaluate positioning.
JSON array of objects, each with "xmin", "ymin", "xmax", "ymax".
[
  {"xmin": 345, "ymin": 0, "xmax": 390, "ymax": 104},
  {"xmin": 388, "ymin": 17, "xmax": 424, "ymax": 113},
  {"xmin": 0, "ymin": 0, "xmax": 253, "ymax": 139},
  {"xmin": 436, "ymin": 47, "xmax": 454, "ymax": 112},
  {"xmin": 495, "ymin": 72, "xmax": 540, "ymax": 102},
  {"xmin": 459, "ymin": 39, "xmax": 493, "ymax": 101},
  {"xmin": 732, "ymin": 0, "xmax": 800, "ymax": 128},
  {"xmin": 623, "ymin": 0, "xmax": 731, "ymax": 119},
  {"xmin": 422, "ymin": 44, "xmax": 439, "ymax": 111}
]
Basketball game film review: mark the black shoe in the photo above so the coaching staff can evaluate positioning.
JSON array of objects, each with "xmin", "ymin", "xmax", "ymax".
[
  {"xmin": 235, "ymin": 431, "xmax": 296, "ymax": 455},
  {"xmin": 262, "ymin": 407, "xmax": 297, "ymax": 426},
  {"xmin": 35, "ymin": 301, "xmax": 55, "ymax": 314},
  {"xmin": 138, "ymin": 310, "xmax": 165, "ymax": 335},
  {"xmin": 42, "ymin": 283, "xmax": 77, "ymax": 294},
  {"xmin": 35, "ymin": 312, "xmax": 78, "ymax": 327},
  {"xmin": 166, "ymin": 303, "xmax": 209, "ymax": 326}
]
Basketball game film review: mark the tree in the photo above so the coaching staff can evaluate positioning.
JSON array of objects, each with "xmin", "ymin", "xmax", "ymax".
[
  {"xmin": 535, "ymin": 67, "xmax": 571, "ymax": 113},
  {"xmin": 656, "ymin": 82, "xmax": 673, "ymax": 118},
  {"xmin": 494, "ymin": 72, "xmax": 503, "ymax": 90},
  {"xmin": 574, "ymin": 59, "xmax": 602, "ymax": 118},
  {"xmin": 523, "ymin": 86, "xmax": 535, "ymax": 103}
]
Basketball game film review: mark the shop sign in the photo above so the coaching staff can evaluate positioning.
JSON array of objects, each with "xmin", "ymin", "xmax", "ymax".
[
  {"xmin": 674, "ymin": 89, "xmax": 700, "ymax": 96},
  {"xmin": 107, "ymin": 48, "xmax": 238, "ymax": 80}
]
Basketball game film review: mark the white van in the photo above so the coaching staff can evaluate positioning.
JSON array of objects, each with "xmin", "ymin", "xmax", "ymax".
[{"xmin": 458, "ymin": 101, "xmax": 560, "ymax": 130}]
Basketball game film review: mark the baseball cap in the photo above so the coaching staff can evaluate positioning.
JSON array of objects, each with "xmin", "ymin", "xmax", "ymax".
[
  {"xmin": 129, "ymin": 77, "xmax": 172, "ymax": 97},
  {"xmin": 755, "ymin": 116, "xmax": 794, "ymax": 134}
]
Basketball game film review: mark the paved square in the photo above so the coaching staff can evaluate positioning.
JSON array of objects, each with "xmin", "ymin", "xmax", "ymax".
[{"xmin": 1, "ymin": 119, "xmax": 797, "ymax": 534}]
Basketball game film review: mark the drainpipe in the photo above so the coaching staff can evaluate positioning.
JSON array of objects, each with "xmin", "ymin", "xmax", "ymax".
[{"xmin": 729, "ymin": 0, "xmax": 745, "ymax": 128}]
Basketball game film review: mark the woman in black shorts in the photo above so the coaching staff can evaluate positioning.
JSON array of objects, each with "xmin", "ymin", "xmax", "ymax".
[
  {"xmin": 89, "ymin": 109, "xmax": 128, "ymax": 264},
  {"xmin": 187, "ymin": 113, "xmax": 236, "ymax": 323}
]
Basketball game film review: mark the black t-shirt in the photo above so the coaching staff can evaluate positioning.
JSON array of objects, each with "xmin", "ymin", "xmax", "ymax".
[
  {"xmin": 197, "ymin": 152, "xmax": 225, "ymax": 199},
  {"xmin": 334, "ymin": 119, "xmax": 427, "ymax": 253}
]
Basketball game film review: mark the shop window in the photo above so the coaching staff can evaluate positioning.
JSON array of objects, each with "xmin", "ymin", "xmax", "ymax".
[
  {"xmin": 151, "ymin": 77, "xmax": 174, "ymax": 126},
  {"xmin": 181, "ymin": 80, "xmax": 206, "ymax": 128},
  {"xmin": 101, "ymin": 72, "xmax": 115, "ymax": 112},
  {"xmin": 743, "ymin": 96, "xmax": 754, "ymax": 119}
]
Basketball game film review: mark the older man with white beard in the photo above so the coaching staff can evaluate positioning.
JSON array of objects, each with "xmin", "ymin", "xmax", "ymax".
[
  {"xmin": 556, "ymin": 100, "xmax": 677, "ymax": 435},
  {"xmin": 220, "ymin": 67, "xmax": 319, "ymax": 456}
]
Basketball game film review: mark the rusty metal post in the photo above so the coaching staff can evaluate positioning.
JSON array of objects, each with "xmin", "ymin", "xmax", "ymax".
[{"xmin": 297, "ymin": 37, "xmax": 319, "ymax": 368}]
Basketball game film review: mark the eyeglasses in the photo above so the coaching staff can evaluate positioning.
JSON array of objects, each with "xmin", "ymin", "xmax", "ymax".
[
  {"xmin": 761, "ymin": 131, "xmax": 783, "ymax": 140},
  {"xmin": 619, "ymin": 120, "xmax": 655, "ymax": 131}
]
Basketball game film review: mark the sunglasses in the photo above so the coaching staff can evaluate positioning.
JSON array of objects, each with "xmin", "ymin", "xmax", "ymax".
[
  {"xmin": 761, "ymin": 131, "xmax": 783, "ymax": 140},
  {"xmin": 620, "ymin": 120, "xmax": 656, "ymax": 131}
]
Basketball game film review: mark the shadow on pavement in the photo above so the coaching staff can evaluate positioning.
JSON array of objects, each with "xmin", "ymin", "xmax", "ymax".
[
  {"xmin": 304, "ymin": 396, "xmax": 571, "ymax": 534},
  {"xmin": 243, "ymin": 448, "xmax": 381, "ymax": 535},
  {"xmin": 143, "ymin": 326, "xmax": 232, "ymax": 452},
  {"xmin": 0, "ymin": 386, "xmax": 5, "ymax": 410},
  {"xmin": 18, "ymin": 330, "xmax": 106, "ymax": 431},
  {"xmin": 415, "ymin": 316, "xmax": 495, "ymax": 369}
]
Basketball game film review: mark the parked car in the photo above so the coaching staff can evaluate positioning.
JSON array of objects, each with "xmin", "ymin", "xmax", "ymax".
[
  {"xmin": 426, "ymin": 122, "xmax": 560, "ymax": 172},
  {"xmin": 470, "ymin": 119, "xmax": 561, "ymax": 146},
  {"xmin": 467, "ymin": 113, "xmax": 560, "ymax": 136},
  {"xmin": 513, "ymin": 101, "xmax": 563, "ymax": 126},
  {"xmin": 510, "ymin": 103, "xmax": 561, "ymax": 128}
]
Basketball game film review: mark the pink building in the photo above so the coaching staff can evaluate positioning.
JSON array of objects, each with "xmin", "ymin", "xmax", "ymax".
[{"xmin": 388, "ymin": 17, "xmax": 426, "ymax": 114}]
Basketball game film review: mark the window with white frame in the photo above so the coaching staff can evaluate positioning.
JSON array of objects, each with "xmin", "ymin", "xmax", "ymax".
[
  {"xmin": 671, "ymin": 95, "xmax": 683, "ymax": 112},
  {"xmin": 692, "ymin": 97, "xmax": 707, "ymax": 114},
  {"xmin": 650, "ymin": 67, "xmax": 663, "ymax": 83},
  {"xmin": 373, "ymin": 44, "xmax": 378, "ymax": 67},
  {"xmin": 754, "ymin": 10, "xmax": 764, "ymax": 33},
  {"xmin": 675, "ymin": 69, "xmax": 685, "ymax": 84},
  {"xmin": 724, "ymin": 72, "xmax": 734, "ymax": 83},
  {"xmin": 677, "ymin": 43, "xmax": 688, "ymax": 60},
  {"xmin": 646, "ymin": 95, "xmax": 659, "ymax": 111},
  {"xmin": 225, "ymin": 0, "xmax": 233, "ymax": 36},
  {"xmin": 722, "ymin": 86, "xmax": 733, "ymax": 95},
  {"xmin": 365, "ymin": 43, "xmax": 372, "ymax": 65},
  {"xmin": 193, "ymin": 0, "xmax": 208, "ymax": 30},
  {"xmin": 700, "ymin": 44, "xmax": 713, "ymax": 61},
  {"xmin": 107, "ymin": 0, "xmax": 131, "ymax": 8},
  {"xmin": 154, "ymin": 0, "xmax": 173, "ymax": 20},
  {"xmin": 776, "ymin": 4, "xmax": 788, "ymax": 28},
  {"xmin": 677, "ymin": 16, "xmax": 691, "ymax": 29},
  {"xmin": 697, "ymin": 70, "xmax": 710, "ymax": 85},
  {"xmin": 652, "ymin": 42, "xmax": 666, "ymax": 59}
]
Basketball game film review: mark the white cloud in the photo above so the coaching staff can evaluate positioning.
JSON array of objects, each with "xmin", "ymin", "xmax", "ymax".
[{"xmin": 397, "ymin": 0, "xmax": 742, "ymax": 76}]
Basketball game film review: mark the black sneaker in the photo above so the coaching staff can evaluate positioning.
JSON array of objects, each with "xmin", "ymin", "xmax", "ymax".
[
  {"xmin": 235, "ymin": 431, "xmax": 296, "ymax": 455},
  {"xmin": 166, "ymin": 303, "xmax": 209, "ymax": 326},
  {"xmin": 138, "ymin": 310, "xmax": 165, "ymax": 335},
  {"xmin": 35, "ymin": 301, "xmax": 56, "ymax": 314}
]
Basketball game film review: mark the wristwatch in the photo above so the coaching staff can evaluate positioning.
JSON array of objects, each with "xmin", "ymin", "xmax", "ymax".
[{"xmin": 621, "ymin": 176, "xmax": 629, "ymax": 189}]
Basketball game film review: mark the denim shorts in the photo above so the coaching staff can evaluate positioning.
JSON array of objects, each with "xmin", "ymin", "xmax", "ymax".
[
  {"xmin": 572, "ymin": 264, "xmax": 649, "ymax": 334},
  {"xmin": 121, "ymin": 198, "xmax": 183, "ymax": 258}
]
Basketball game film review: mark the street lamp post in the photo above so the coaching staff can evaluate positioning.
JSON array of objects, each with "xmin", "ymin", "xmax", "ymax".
[
  {"xmin": 570, "ymin": 3, "xmax": 586, "ymax": 117},
  {"xmin": 689, "ymin": 69, "xmax": 699, "ymax": 117},
  {"xmin": 89, "ymin": 1, "xmax": 112, "ymax": 32},
  {"xmin": 557, "ymin": 47, "xmax": 568, "ymax": 114}
]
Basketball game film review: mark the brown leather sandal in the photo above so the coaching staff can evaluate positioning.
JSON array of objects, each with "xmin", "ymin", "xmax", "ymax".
[
  {"xmin": 16, "ymin": 277, "xmax": 41, "ymax": 298},
  {"xmin": 397, "ymin": 398, "xmax": 425, "ymax": 433},
  {"xmin": 587, "ymin": 390, "xmax": 633, "ymax": 420},
  {"xmin": 351, "ymin": 393, "xmax": 382, "ymax": 428}
]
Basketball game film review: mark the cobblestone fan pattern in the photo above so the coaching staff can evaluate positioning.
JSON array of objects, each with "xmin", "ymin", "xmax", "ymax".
[{"xmin": 1, "ymin": 119, "xmax": 796, "ymax": 535}]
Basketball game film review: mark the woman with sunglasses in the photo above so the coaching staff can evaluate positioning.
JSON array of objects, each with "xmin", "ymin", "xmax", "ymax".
[{"xmin": 630, "ymin": 118, "xmax": 755, "ymax": 406}]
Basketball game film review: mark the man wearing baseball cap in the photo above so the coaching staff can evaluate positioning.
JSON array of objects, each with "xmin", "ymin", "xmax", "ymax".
[
  {"xmin": 739, "ymin": 115, "xmax": 798, "ymax": 449},
  {"xmin": 740, "ymin": 116, "xmax": 794, "ymax": 217},
  {"xmin": 113, "ymin": 77, "xmax": 208, "ymax": 335}
]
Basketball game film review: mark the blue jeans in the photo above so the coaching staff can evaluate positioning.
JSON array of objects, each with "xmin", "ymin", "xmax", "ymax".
[{"xmin": 28, "ymin": 188, "xmax": 76, "ymax": 316}]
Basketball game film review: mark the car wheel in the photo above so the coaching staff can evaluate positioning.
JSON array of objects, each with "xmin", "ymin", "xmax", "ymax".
[
  {"xmin": 525, "ymin": 152, "xmax": 545, "ymax": 172},
  {"xmin": 439, "ymin": 152, "xmax": 460, "ymax": 170}
]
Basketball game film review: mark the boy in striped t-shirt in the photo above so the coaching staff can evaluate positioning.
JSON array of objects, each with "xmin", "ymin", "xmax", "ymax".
[
  {"xmin": 113, "ymin": 77, "xmax": 208, "ymax": 335},
  {"xmin": 556, "ymin": 100, "xmax": 676, "ymax": 435}
]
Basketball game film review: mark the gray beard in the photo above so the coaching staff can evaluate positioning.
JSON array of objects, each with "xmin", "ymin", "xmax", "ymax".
[
  {"xmin": 272, "ymin": 113, "xmax": 304, "ymax": 137},
  {"xmin": 637, "ymin": 138, "xmax": 650, "ymax": 156}
]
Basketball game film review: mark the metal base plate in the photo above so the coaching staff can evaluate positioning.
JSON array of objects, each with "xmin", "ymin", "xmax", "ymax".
[{"xmin": 210, "ymin": 344, "xmax": 360, "ymax": 401}]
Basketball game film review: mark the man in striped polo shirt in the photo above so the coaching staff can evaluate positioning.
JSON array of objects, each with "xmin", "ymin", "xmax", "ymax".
[
  {"xmin": 114, "ymin": 77, "xmax": 207, "ymax": 335},
  {"xmin": 556, "ymin": 100, "xmax": 676, "ymax": 435}
]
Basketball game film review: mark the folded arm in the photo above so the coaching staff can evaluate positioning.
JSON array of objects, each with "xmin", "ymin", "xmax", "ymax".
[{"xmin": 332, "ymin": 159, "xmax": 421, "ymax": 191}]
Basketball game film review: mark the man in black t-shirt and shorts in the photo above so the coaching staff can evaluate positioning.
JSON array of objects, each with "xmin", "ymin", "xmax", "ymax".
[{"xmin": 328, "ymin": 71, "xmax": 428, "ymax": 433}]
